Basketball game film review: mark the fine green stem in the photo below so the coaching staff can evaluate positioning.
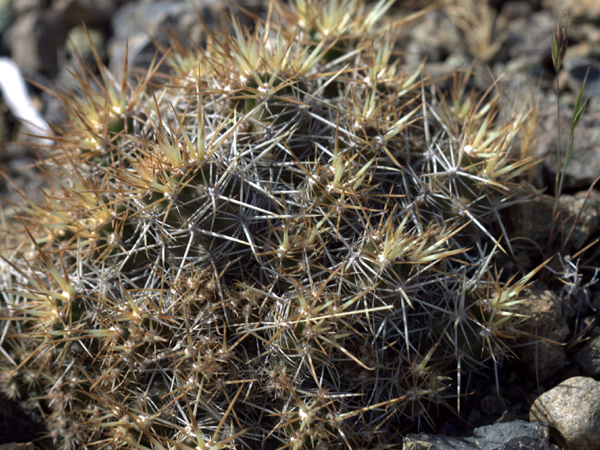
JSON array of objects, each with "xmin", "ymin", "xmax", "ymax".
[
  {"xmin": 545, "ymin": 75, "xmax": 562, "ymax": 258},
  {"xmin": 553, "ymin": 75, "xmax": 561, "ymax": 204},
  {"xmin": 545, "ymin": 67, "xmax": 590, "ymax": 258}
]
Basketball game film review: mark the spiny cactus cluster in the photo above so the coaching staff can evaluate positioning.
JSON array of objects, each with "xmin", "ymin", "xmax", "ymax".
[{"xmin": 0, "ymin": 1, "xmax": 547, "ymax": 449}]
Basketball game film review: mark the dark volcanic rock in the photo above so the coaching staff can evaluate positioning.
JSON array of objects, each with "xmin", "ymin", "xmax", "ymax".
[{"xmin": 403, "ymin": 420, "xmax": 560, "ymax": 450}]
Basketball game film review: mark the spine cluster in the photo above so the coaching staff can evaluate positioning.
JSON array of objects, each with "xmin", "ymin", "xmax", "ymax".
[{"xmin": 0, "ymin": 1, "xmax": 545, "ymax": 449}]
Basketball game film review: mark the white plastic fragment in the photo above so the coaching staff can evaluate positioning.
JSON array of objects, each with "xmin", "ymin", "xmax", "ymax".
[{"xmin": 0, "ymin": 57, "xmax": 54, "ymax": 145}]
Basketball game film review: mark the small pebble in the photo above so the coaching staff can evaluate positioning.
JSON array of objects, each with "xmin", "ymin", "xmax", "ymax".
[
  {"xmin": 530, "ymin": 376, "xmax": 600, "ymax": 450},
  {"xmin": 575, "ymin": 334, "xmax": 600, "ymax": 376}
]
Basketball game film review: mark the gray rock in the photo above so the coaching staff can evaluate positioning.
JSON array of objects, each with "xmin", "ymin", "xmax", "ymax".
[
  {"xmin": 568, "ymin": 23, "xmax": 600, "ymax": 46},
  {"xmin": 52, "ymin": 0, "xmax": 117, "ymax": 27},
  {"xmin": 403, "ymin": 420, "xmax": 560, "ymax": 450},
  {"xmin": 9, "ymin": 0, "xmax": 43, "ymax": 17},
  {"xmin": 107, "ymin": 0, "xmax": 236, "ymax": 74},
  {"xmin": 470, "ymin": 421, "xmax": 560, "ymax": 450},
  {"xmin": 499, "ymin": 2, "xmax": 534, "ymax": 21},
  {"xmin": 492, "ymin": 10, "xmax": 553, "ymax": 85},
  {"xmin": 64, "ymin": 25, "xmax": 106, "ymax": 63},
  {"xmin": 404, "ymin": 9, "xmax": 467, "ymax": 69},
  {"xmin": 506, "ymin": 10, "xmax": 554, "ymax": 65},
  {"xmin": 403, "ymin": 434, "xmax": 478, "ymax": 450},
  {"xmin": 0, "ymin": 0, "xmax": 11, "ymax": 34},
  {"xmin": 0, "ymin": 444, "xmax": 37, "ymax": 450},
  {"xmin": 108, "ymin": 1, "xmax": 189, "ymax": 73},
  {"xmin": 2, "ymin": 9, "xmax": 68, "ymax": 75},
  {"xmin": 505, "ymin": 192, "xmax": 555, "ymax": 248},
  {"xmin": 517, "ymin": 288, "xmax": 569, "ymax": 383},
  {"xmin": 542, "ymin": 0, "xmax": 600, "ymax": 23},
  {"xmin": 530, "ymin": 376, "xmax": 600, "ymax": 450},
  {"xmin": 0, "ymin": 147, "xmax": 46, "ymax": 207},
  {"xmin": 575, "ymin": 334, "xmax": 600, "ymax": 376},
  {"xmin": 537, "ymin": 102, "xmax": 600, "ymax": 191},
  {"xmin": 562, "ymin": 57, "xmax": 600, "ymax": 100},
  {"xmin": 505, "ymin": 188, "xmax": 600, "ymax": 254},
  {"xmin": 557, "ymin": 189, "xmax": 600, "ymax": 252}
]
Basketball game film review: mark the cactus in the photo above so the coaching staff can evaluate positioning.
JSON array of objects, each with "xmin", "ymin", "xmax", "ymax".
[{"xmin": 0, "ymin": 1, "xmax": 548, "ymax": 449}]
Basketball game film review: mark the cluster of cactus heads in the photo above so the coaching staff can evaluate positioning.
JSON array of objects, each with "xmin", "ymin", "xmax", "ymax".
[{"xmin": 0, "ymin": 1, "xmax": 549, "ymax": 449}]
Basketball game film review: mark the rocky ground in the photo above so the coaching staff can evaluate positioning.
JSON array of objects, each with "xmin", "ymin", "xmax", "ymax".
[{"xmin": 1, "ymin": 0, "xmax": 600, "ymax": 449}]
